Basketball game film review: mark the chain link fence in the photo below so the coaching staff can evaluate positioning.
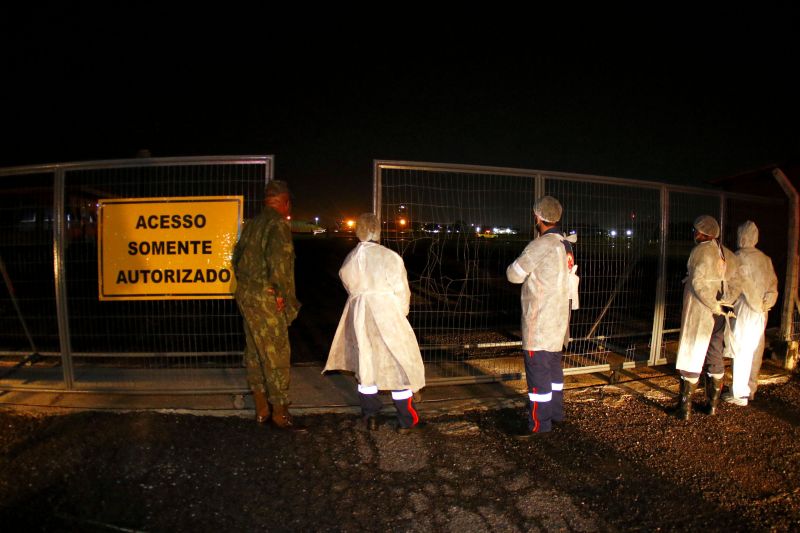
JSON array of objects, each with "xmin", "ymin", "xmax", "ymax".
[
  {"xmin": 375, "ymin": 161, "xmax": 791, "ymax": 383},
  {"xmin": 1, "ymin": 156, "xmax": 792, "ymax": 393},
  {"xmin": 1, "ymin": 156, "xmax": 271, "ymax": 392}
]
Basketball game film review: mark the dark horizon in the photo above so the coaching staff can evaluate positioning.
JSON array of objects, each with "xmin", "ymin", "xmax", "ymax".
[{"xmin": 3, "ymin": 7, "xmax": 799, "ymax": 225}]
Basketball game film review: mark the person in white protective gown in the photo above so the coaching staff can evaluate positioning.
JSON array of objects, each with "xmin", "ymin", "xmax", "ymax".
[
  {"xmin": 721, "ymin": 221, "xmax": 778, "ymax": 406},
  {"xmin": 506, "ymin": 195, "xmax": 579, "ymax": 439},
  {"xmin": 674, "ymin": 215, "xmax": 741, "ymax": 420},
  {"xmin": 323, "ymin": 213, "xmax": 426, "ymax": 433}
]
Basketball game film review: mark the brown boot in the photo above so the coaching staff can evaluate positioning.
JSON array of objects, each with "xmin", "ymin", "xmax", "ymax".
[
  {"xmin": 253, "ymin": 390, "xmax": 270, "ymax": 424},
  {"xmin": 270, "ymin": 403, "xmax": 308, "ymax": 433}
]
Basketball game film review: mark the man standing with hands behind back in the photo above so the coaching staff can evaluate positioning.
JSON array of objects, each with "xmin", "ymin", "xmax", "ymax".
[{"xmin": 232, "ymin": 180, "xmax": 305, "ymax": 432}]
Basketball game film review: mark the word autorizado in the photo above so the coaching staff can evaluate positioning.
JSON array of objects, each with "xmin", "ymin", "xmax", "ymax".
[{"xmin": 115, "ymin": 268, "xmax": 232, "ymax": 284}]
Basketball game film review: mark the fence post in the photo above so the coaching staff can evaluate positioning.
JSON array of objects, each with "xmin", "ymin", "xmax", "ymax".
[
  {"xmin": 649, "ymin": 186, "xmax": 669, "ymax": 365},
  {"xmin": 373, "ymin": 160, "xmax": 382, "ymax": 217},
  {"xmin": 53, "ymin": 167, "xmax": 74, "ymax": 389},
  {"xmin": 772, "ymin": 168, "xmax": 799, "ymax": 370}
]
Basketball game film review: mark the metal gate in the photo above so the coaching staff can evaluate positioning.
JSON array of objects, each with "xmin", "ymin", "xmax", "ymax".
[
  {"xmin": 374, "ymin": 161, "xmax": 792, "ymax": 383},
  {"xmin": 1, "ymin": 156, "xmax": 792, "ymax": 394},
  {"xmin": 0, "ymin": 156, "xmax": 271, "ymax": 393}
]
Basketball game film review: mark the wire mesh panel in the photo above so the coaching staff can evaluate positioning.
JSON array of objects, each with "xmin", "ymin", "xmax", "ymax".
[
  {"xmin": 62, "ymin": 158, "xmax": 270, "ymax": 391},
  {"xmin": 378, "ymin": 163, "xmax": 668, "ymax": 381},
  {"xmin": 0, "ymin": 171, "xmax": 64, "ymax": 388},
  {"xmin": 376, "ymin": 162, "xmax": 790, "ymax": 382},
  {"xmin": 378, "ymin": 165, "xmax": 537, "ymax": 380},
  {"xmin": 544, "ymin": 178, "xmax": 661, "ymax": 371},
  {"xmin": 659, "ymin": 191, "xmax": 721, "ymax": 362}
]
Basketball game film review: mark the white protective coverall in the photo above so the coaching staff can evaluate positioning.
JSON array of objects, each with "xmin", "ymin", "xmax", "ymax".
[
  {"xmin": 675, "ymin": 239, "xmax": 741, "ymax": 374},
  {"xmin": 506, "ymin": 232, "xmax": 577, "ymax": 351},
  {"xmin": 730, "ymin": 222, "xmax": 778, "ymax": 399},
  {"xmin": 324, "ymin": 242, "xmax": 426, "ymax": 392}
]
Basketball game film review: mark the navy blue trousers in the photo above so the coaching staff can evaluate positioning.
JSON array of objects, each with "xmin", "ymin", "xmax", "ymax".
[
  {"xmin": 523, "ymin": 350, "xmax": 564, "ymax": 433},
  {"xmin": 358, "ymin": 390, "xmax": 419, "ymax": 429}
]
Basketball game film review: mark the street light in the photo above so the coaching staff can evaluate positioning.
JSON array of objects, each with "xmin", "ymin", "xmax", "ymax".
[{"xmin": 314, "ymin": 216, "xmax": 319, "ymax": 225}]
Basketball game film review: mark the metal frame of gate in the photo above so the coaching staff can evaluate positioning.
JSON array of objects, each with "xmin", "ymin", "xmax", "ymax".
[
  {"xmin": 0, "ymin": 155, "xmax": 272, "ymax": 393},
  {"xmin": 374, "ymin": 160, "xmax": 795, "ymax": 384},
  {"xmin": 1, "ymin": 156, "xmax": 794, "ymax": 394}
]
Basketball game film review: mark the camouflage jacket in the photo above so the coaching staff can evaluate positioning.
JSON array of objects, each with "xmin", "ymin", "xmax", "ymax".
[{"xmin": 232, "ymin": 206, "xmax": 300, "ymax": 322}]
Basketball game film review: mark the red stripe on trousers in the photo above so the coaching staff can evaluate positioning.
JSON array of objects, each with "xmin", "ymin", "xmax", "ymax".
[{"xmin": 407, "ymin": 398, "xmax": 419, "ymax": 426}]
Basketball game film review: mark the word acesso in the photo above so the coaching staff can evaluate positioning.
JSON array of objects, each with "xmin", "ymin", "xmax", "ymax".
[{"xmin": 135, "ymin": 213, "xmax": 207, "ymax": 229}]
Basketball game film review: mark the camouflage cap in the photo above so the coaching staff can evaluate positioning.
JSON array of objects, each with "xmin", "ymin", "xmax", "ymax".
[{"xmin": 265, "ymin": 180, "xmax": 290, "ymax": 198}]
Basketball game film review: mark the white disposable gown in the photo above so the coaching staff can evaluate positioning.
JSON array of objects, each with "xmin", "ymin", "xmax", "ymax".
[
  {"xmin": 730, "ymin": 224, "xmax": 778, "ymax": 398},
  {"xmin": 675, "ymin": 239, "xmax": 741, "ymax": 374},
  {"xmin": 324, "ymin": 242, "xmax": 426, "ymax": 392},
  {"xmin": 506, "ymin": 232, "xmax": 576, "ymax": 352}
]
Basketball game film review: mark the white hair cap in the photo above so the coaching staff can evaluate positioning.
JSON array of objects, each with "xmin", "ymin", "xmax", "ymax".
[
  {"xmin": 693, "ymin": 215, "xmax": 720, "ymax": 239},
  {"xmin": 533, "ymin": 196, "xmax": 563, "ymax": 223},
  {"xmin": 737, "ymin": 220, "xmax": 759, "ymax": 248},
  {"xmin": 355, "ymin": 213, "xmax": 381, "ymax": 242}
]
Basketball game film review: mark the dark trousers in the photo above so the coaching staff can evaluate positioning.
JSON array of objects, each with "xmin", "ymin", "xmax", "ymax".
[
  {"xmin": 704, "ymin": 314, "xmax": 725, "ymax": 376},
  {"xmin": 358, "ymin": 390, "xmax": 420, "ymax": 429},
  {"xmin": 523, "ymin": 350, "xmax": 564, "ymax": 433},
  {"xmin": 359, "ymin": 392, "xmax": 383, "ymax": 418}
]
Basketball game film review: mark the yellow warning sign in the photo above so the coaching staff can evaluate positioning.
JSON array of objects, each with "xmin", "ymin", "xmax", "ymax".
[{"xmin": 98, "ymin": 196, "xmax": 243, "ymax": 300}]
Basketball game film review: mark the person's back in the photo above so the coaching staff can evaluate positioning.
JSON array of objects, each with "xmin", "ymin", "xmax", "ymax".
[
  {"xmin": 505, "ymin": 195, "xmax": 575, "ymax": 438},
  {"xmin": 511, "ymin": 231, "xmax": 571, "ymax": 352},
  {"xmin": 324, "ymin": 213, "xmax": 425, "ymax": 433},
  {"xmin": 233, "ymin": 208, "xmax": 281, "ymax": 287},
  {"xmin": 724, "ymin": 220, "xmax": 778, "ymax": 406},
  {"xmin": 231, "ymin": 180, "xmax": 303, "ymax": 431},
  {"xmin": 339, "ymin": 243, "xmax": 409, "ymax": 314},
  {"xmin": 674, "ymin": 215, "xmax": 740, "ymax": 420},
  {"xmin": 736, "ymin": 249, "xmax": 778, "ymax": 315}
]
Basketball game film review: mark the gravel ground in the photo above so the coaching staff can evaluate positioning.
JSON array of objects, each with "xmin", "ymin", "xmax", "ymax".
[{"xmin": 1, "ymin": 375, "xmax": 799, "ymax": 532}]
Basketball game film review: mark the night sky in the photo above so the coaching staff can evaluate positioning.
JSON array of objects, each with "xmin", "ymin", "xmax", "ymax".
[{"xmin": 3, "ymin": 5, "xmax": 799, "ymax": 225}]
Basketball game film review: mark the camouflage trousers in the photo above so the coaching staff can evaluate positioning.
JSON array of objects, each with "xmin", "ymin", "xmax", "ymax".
[{"xmin": 236, "ymin": 288, "xmax": 291, "ymax": 405}]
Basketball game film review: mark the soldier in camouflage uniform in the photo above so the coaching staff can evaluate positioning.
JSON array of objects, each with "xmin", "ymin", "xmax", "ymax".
[{"xmin": 232, "ymin": 180, "xmax": 305, "ymax": 431}]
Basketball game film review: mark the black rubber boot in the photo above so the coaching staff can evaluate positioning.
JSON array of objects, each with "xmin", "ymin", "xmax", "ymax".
[
  {"xmin": 675, "ymin": 377, "xmax": 697, "ymax": 420},
  {"xmin": 705, "ymin": 375, "xmax": 724, "ymax": 415}
]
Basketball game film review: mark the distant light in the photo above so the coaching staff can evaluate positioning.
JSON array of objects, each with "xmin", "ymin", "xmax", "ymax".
[
  {"xmin": 346, "ymin": 219, "xmax": 355, "ymax": 228},
  {"xmin": 398, "ymin": 218, "xmax": 407, "ymax": 226},
  {"xmin": 492, "ymin": 227, "xmax": 517, "ymax": 235},
  {"xmin": 569, "ymin": 229, "xmax": 577, "ymax": 235},
  {"xmin": 609, "ymin": 229, "xmax": 617, "ymax": 237},
  {"xmin": 625, "ymin": 229, "xmax": 633, "ymax": 236},
  {"xmin": 286, "ymin": 215, "xmax": 291, "ymax": 221},
  {"xmin": 476, "ymin": 227, "xmax": 481, "ymax": 233},
  {"xmin": 314, "ymin": 216, "xmax": 319, "ymax": 224}
]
